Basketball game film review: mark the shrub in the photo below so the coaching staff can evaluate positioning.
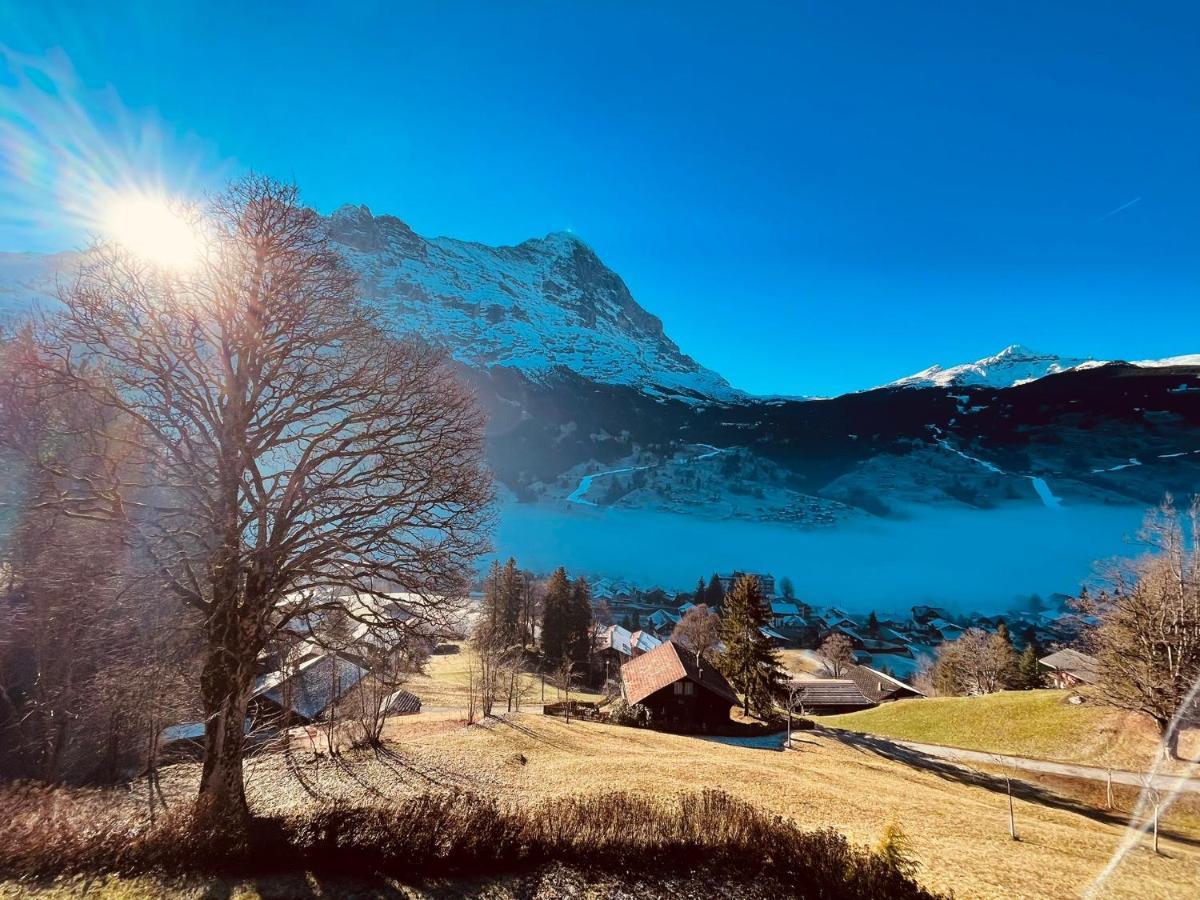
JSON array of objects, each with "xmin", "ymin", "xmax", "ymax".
[
  {"xmin": 606, "ymin": 698, "xmax": 652, "ymax": 727},
  {"xmin": 875, "ymin": 821, "xmax": 920, "ymax": 879},
  {"xmin": 0, "ymin": 784, "xmax": 943, "ymax": 898}
]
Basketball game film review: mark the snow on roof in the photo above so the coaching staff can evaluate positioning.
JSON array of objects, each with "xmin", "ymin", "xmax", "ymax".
[{"xmin": 770, "ymin": 601, "xmax": 801, "ymax": 615}]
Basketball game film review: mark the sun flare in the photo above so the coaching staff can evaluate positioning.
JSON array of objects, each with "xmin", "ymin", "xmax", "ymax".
[{"xmin": 102, "ymin": 192, "xmax": 201, "ymax": 269}]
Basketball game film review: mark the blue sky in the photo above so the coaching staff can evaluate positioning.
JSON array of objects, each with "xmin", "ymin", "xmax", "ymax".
[{"xmin": 1, "ymin": 1, "xmax": 1196, "ymax": 395}]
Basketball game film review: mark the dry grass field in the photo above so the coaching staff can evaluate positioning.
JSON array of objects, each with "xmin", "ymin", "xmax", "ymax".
[
  {"xmin": 21, "ymin": 711, "xmax": 1182, "ymax": 899},
  {"xmin": 405, "ymin": 645, "xmax": 605, "ymax": 710},
  {"xmin": 819, "ymin": 690, "xmax": 1200, "ymax": 773}
]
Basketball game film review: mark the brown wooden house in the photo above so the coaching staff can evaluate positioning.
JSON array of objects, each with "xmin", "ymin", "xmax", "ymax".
[{"xmin": 619, "ymin": 640, "xmax": 738, "ymax": 732}]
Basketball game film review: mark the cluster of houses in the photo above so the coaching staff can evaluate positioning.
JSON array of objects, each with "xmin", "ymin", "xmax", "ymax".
[
  {"xmin": 597, "ymin": 572, "xmax": 1105, "ymax": 731},
  {"xmin": 597, "ymin": 573, "xmax": 1091, "ymax": 682}
]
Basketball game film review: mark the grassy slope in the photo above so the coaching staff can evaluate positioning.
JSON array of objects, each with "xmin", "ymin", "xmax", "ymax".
[
  {"xmin": 40, "ymin": 711, "xmax": 1191, "ymax": 900},
  {"xmin": 406, "ymin": 644, "xmax": 604, "ymax": 709},
  {"xmin": 818, "ymin": 690, "xmax": 1199, "ymax": 772}
]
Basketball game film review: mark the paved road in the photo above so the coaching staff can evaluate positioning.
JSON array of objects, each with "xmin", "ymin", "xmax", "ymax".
[{"xmin": 819, "ymin": 726, "xmax": 1200, "ymax": 795}]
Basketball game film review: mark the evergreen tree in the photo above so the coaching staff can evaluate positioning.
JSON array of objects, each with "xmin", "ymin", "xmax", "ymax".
[
  {"xmin": 498, "ymin": 557, "xmax": 524, "ymax": 645},
  {"xmin": 866, "ymin": 610, "xmax": 880, "ymax": 636},
  {"xmin": 706, "ymin": 573, "xmax": 726, "ymax": 610},
  {"xmin": 480, "ymin": 560, "xmax": 504, "ymax": 640},
  {"xmin": 540, "ymin": 567, "xmax": 572, "ymax": 665},
  {"xmin": 1017, "ymin": 644, "xmax": 1044, "ymax": 689},
  {"xmin": 717, "ymin": 574, "xmax": 785, "ymax": 717},
  {"xmin": 568, "ymin": 576, "xmax": 595, "ymax": 666},
  {"xmin": 780, "ymin": 576, "xmax": 796, "ymax": 600},
  {"xmin": 695, "ymin": 577, "xmax": 707, "ymax": 605},
  {"xmin": 630, "ymin": 609, "xmax": 641, "ymax": 631},
  {"xmin": 620, "ymin": 612, "xmax": 633, "ymax": 631}
]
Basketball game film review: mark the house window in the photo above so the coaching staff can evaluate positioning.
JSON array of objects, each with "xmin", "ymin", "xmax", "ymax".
[{"xmin": 673, "ymin": 681, "xmax": 695, "ymax": 696}]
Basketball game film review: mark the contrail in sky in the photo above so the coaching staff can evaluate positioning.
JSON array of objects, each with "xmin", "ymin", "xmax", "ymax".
[{"xmin": 1097, "ymin": 196, "xmax": 1142, "ymax": 222}]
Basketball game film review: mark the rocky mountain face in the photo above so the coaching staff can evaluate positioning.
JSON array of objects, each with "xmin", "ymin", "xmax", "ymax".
[{"xmin": 325, "ymin": 206, "xmax": 740, "ymax": 403}]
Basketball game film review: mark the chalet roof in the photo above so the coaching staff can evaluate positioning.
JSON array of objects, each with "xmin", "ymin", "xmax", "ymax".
[
  {"xmin": 621, "ymin": 640, "xmax": 739, "ymax": 707},
  {"xmin": 1039, "ymin": 649, "xmax": 1099, "ymax": 683},
  {"xmin": 770, "ymin": 601, "xmax": 802, "ymax": 616},
  {"xmin": 629, "ymin": 629, "xmax": 663, "ymax": 653},
  {"xmin": 596, "ymin": 624, "xmax": 634, "ymax": 657},
  {"xmin": 845, "ymin": 664, "xmax": 925, "ymax": 703},
  {"xmin": 252, "ymin": 652, "xmax": 369, "ymax": 721},
  {"xmin": 792, "ymin": 678, "xmax": 875, "ymax": 710}
]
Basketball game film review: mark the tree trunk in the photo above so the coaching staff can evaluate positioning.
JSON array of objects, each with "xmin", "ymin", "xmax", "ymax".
[
  {"xmin": 197, "ymin": 625, "xmax": 253, "ymax": 830},
  {"xmin": 1161, "ymin": 721, "xmax": 1181, "ymax": 761}
]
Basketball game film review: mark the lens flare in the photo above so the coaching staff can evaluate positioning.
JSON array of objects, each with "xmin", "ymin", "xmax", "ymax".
[{"xmin": 102, "ymin": 191, "xmax": 200, "ymax": 269}]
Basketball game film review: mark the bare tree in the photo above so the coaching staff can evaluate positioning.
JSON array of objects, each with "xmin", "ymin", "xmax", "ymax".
[
  {"xmin": 31, "ymin": 177, "xmax": 492, "ymax": 826},
  {"xmin": 671, "ymin": 604, "xmax": 722, "ymax": 664},
  {"xmin": 1090, "ymin": 497, "xmax": 1200, "ymax": 761},
  {"xmin": 818, "ymin": 632, "xmax": 855, "ymax": 678},
  {"xmin": 929, "ymin": 629, "xmax": 1017, "ymax": 696}
]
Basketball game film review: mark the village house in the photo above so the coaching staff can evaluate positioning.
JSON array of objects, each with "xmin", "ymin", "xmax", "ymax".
[
  {"xmin": 620, "ymin": 640, "xmax": 739, "ymax": 732},
  {"xmin": 1039, "ymin": 648, "xmax": 1100, "ymax": 689},
  {"xmin": 791, "ymin": 678, "xmax": 876, "ymax": 715},
  {"xmin": 844, "ymin": 664, "xmax": 925, "ymax": 703},
  {"xmin": 718, "ymin": 571, "xmax": 776, "ymax": 597}
]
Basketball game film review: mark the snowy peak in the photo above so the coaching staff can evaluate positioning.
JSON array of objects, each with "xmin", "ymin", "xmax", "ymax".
[
  {"xmin": 325, "ymin": 208, "xmax": 741, "ymax": 402},
  {"xmin": 887, "ymin": 344, "xmax": 1095, "ymax": 390}
]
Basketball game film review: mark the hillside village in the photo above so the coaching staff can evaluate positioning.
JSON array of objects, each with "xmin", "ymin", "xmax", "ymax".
[{"xmin": 587, "ymin": 570, "xmax": 1088, "ymax": 682}]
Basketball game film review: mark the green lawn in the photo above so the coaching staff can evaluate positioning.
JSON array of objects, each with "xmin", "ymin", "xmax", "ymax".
[{"xmin": 818, "ymin": 689, "xmax": 1196, "ymax": 771}]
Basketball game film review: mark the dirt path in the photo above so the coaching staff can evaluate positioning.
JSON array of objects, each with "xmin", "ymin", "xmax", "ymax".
[{"xmin": 821, "ymin": 726, "xmax": 1200, "ymax": 794}]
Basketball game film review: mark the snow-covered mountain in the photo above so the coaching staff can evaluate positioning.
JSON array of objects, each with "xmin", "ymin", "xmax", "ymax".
[
  {"xmin": 325, "ymin": 206, "xmax": 740, "ymax": 403},
  {"xmin": 886, "ymin": 344, "xmax": 1095, "ymax": 390},
  {"xmin": 888, "ymin": 344, "xmax": 1200, "ymax": 390}
]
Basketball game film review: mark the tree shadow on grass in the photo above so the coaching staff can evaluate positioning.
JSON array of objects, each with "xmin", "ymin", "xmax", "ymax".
[{"xmin": 824, "ymin": 729, "xmax": 1200, "ymax": 849}]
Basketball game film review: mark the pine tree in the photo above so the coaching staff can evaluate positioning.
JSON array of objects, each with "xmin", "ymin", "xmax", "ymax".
[
  {"xmin": 706, "ymin": 573, "xmax": 725, "ymax": 611},
  {"xmin": 780, "ymin": 576, "xmax": 796, "ymax": 600},
  {"xmin": 568, "ymin": 576, "xmax": 594, "ymax": 665},
  {"xmin": 1017, "ymin": 644, "xmax": 1044, "ymax": 689},
  {"xmin": 717, "ymin": 574, "xmax": 785, "ymax": 717},
  {"xmin": 695, "ymin": 577, "xmax": 707, "ymax": 605},
  {"xmin": 540, "ymin": 567, "xmax": 572, "ymax": 665},
  {"xmin": 498, "ymin": 557, "xmax": 523, "ymax": 646},
  {"xmin": 866, "ymin": 610, "xmax": 880, "ymax": 636},
  {"xmin": 480, "ymin": 560, "xmax": 504, "ymax": 641}
]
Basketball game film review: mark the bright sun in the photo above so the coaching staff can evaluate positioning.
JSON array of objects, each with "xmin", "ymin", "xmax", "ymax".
[{"xmin": 102, "ymin": 192, "xmax": 201, "ymax": 269}]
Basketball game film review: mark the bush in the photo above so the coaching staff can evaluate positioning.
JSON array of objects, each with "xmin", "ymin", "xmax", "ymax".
[
  {"xmin": 875, "ymin": 821, "xmax": 920, "ymax": 879},
  {"xmin": 0, "ymin": 784, "xmax": 943, "ymax": 898},
  {"xmin": 606, "ymin": 698, "xmax": 652, "ymax": 727}
]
